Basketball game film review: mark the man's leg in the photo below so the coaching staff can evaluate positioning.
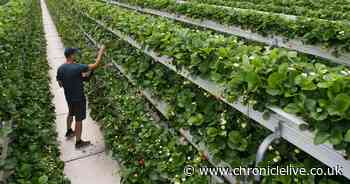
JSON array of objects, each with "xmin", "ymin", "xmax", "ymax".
[
  {"xmin": 75, "ymin": 120, "xmax": 82, "ymax": 142},
  {"xmin": 75, "ymin": 120, "xmax": 91, "ymax": 148},
  {"xmin": 75, "ymin": 100, "xmax": 91, "ymax": 149},
  {"xmin": 67, "ymin": 115, "xmax": 73, "ymax": 130},
  {"xmin": 65, "ymin": 104, "xmax": 75, "ymax": 138}
]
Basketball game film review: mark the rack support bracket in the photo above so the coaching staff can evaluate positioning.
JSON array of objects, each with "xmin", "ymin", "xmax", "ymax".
[{"xmin": 254, "ymin": 121, "xmax": 282, "ymax": 181}]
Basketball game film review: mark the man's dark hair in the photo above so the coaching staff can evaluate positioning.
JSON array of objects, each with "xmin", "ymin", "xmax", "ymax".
[{"xmin": 64, "ymin": 48, "xmax": 79, "ymax": 58}]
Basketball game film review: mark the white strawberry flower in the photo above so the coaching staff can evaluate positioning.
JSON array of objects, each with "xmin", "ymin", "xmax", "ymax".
[
  {"xmin": 294, "ymin": 149, "xmax": 300, "ymax": 154},
  {"xmin": 220, "ymin": 116, "xmax": 227, "ymax": 125},
  {"xmin": 320, "ymin": 69, "xmax": 328, "ymax": 74},
  {"xmin": 341, "ymin": 70, "xmax": 349, "ymax": 76}
]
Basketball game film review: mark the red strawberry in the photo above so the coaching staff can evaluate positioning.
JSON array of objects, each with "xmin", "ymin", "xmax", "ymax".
[
  {"xmin": 201, "ymin": 154, "xmax": 208, "ymax": 161},
  {"xmin": 139, "ymin": 159, "xmax": 145, "ymax": 166}
]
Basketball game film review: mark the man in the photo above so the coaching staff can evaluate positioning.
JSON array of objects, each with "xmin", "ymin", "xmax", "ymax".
[{"xmin": 57, "ymin": 46, "xmax": 106, "ymax": 149}]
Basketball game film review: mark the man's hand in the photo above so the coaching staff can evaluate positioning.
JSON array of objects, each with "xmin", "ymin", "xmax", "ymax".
[
  {"xmin": 88, "ymin": 45, "xmax": 106, "ymax": 70},
  {"xmin": 98, "ymin": 45, "xmax": 106, "ymax": 55}
]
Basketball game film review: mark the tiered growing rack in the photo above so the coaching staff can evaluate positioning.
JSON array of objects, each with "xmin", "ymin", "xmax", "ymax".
[
  {"xmin": 106, "ymin": 0, "xmax": 350, "ymax": 66},
  {"xmin": 79, "ymin": 24, "xmax": 234, "ymax": 183},
  {"xmin": 79, "ymin": 2, "xmax": 350, "ymax": 180},
  {"xmin": 49, "ymin": 0, "xmax": 350, "ymax": 182}
]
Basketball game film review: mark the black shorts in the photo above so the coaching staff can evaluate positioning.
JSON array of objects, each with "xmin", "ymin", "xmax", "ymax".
[{"xmin": 68, "ymin": 100, "xmax": 86, "ymax": 121}]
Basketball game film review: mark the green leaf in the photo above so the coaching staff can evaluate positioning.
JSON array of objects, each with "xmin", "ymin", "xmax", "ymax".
[
  {"xmin": 318, "ymin": 99, "xmax": 329, "ymax": 108},
  {"xmin": 295, "ymin": 74, "xmax": 317, "ymax": 91},
  {"xmin": 38, "ymin": 175, "xmax": 48, "ymax": 184},
  {"xmin": 242, "ymin": 71, "xmax": 259, "ymax": 91},
  {"xmin": 188, "ymin": 113, "xmax": 204, "ymax": 126},
  {"xmin": 287, "ymin": 51, "xmax": 298, "ymax": 58},
  {"xmin": 333, "ymin": 93, "xmax": 350, "ymax": 113},
  {"xmin": 310, "ymin": 111, "xmax": 328, "ymax": 121},
  {"xmin": 217, "ymin": 47, "xmax": 229, "ymax": 58},
  {"xmin": 317, "ymin": 81, "xmax": 333, "ymax": 88},
  {"xmin": 149, "ymin": 172, "xmax": 161, "ymax": 180},
  {"xmin": 305, "ymin": 99, "xmax": 316, "ymax": 112},
  {"xmin": 207, "ymin": 127, "xmax": 218, "ymax": 138},
  {"xmin": 278, "ymin": 63, "xmax": 288, "ymax": 74},
  {"xmin": 314, "ymin": 131, "xmax": 330, "ymax": 145},
  {"xmin": 228, "ymin": 131, "xmax": 241, "ymax": 144},
  {"xmin": 344, "ymin": 129, "xmax": 350, "ymax": 142},
  {"xmin": 267, "ymin": 72, "xmax": 285, "ymax": 89},
  {"xmin": 284, "ymin": 103, "xmax": 301, "ymax": 114},
  {"xmin": 266, "ymin": 88, "xmax": 281, "ymax": 96},
  {"xmin": 329, "ymin": 130, "xmax": 343, "ymax": 145},
  {"xmin": 210, "ymin": 71, "xmax": 222, "ymax": 82}
]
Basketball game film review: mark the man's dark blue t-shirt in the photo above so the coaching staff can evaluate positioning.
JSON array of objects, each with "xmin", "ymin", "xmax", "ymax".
[{"xmin": 57, "ymin": 63, "xmax": 89, "ymax": 103}]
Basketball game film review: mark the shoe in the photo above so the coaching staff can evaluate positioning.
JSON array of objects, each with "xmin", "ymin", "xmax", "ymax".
[
  {"xmin": 65, "ymin": 129, "xmax": 75, "ymax": 139},
  {"xmin": 75, "ymin": 140, "xmax": 91, "ymax": 149}
]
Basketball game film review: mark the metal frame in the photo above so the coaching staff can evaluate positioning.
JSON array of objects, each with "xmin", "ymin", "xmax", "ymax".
[
  {"xmin": 106, "ymin": 0, "xmax": 350, "ymax": 66},
  {"xmin": 78, "ymin": 12, "xmax": 350, "ymax": 180},
  {"xmin": 254, "ymin": 122, "xmax": 282, "ymax": 181}
]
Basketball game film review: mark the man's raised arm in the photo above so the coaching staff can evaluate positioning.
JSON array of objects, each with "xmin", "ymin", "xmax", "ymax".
[{"xmin": 88, "ymin": 45, "xmax": 106, "ymax": 71}]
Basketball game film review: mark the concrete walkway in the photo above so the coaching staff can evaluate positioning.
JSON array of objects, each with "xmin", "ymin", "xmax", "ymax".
[{"xmin": 40, "ymin": 0, "xmax": 121, "ymax": 183}]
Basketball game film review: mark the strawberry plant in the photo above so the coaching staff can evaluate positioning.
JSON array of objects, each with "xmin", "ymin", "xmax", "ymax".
[
  {"xmin": 118, "ymin": 0, "xmax": 350, "ymax": 53},
  {"xmin": 0, "ymin": 0, "xmax": 69, "ymax": 183},
  {"xmin": 0, "ymin": 0, "xmax": 9, "ymax": 5},
  {"xmin": 224, "ymin": 0, "xmax": 350, "ymax": 11},
  {"xmin": 185, "ymin": 0, "xmax": 350, "ymax": 21}
]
